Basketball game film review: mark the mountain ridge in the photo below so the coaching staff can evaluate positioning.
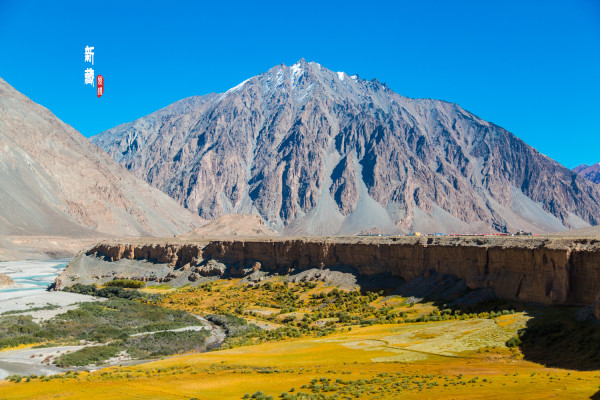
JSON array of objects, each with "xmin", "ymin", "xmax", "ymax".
[
  {"xmin": 92, "ymin": 59, "xmax": 600, "ymax": 235},
  {"xmin": 0, "ymin": 77, "xmax": 203, "ymax": 237},
  {"xmin": 574, "ymin": 163, "xmax": 600, "ymax": 184}
]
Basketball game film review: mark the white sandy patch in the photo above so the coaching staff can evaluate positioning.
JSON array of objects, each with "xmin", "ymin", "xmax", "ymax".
[
  {"xmin": 0, "ymin": 345, "xmax": 87, "ymax": 379},
  {"xmin": 0, "ymin": 291, "xmax": 102, "ymax": 317},
  {"xmin": 130, "ymin": 325, "xmax": 207, "ymax": 337}
]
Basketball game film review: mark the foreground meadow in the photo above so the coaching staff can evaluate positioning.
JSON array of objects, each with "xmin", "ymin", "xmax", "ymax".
[{"xmin": 1, "ymin": 278, "xmax": 599, "ymax": 399}]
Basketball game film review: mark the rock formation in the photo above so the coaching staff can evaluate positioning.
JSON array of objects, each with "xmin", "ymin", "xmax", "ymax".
[
  {"xmin": 93, "ymin": 59, "xmax": 600, "ymax": 235},
  {"xmin": 0, "ymin": 78, "xmax": 203, "ymax": 237},
  {"xmin": 0, "ymin": 273, "xmax": 15, "ymax": 288},
  {"xmin": 56, "ymin": 236, "xmax": 600, "ymax": 309}
]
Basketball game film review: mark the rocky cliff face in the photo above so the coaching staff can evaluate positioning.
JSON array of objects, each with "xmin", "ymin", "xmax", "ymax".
[
  {"xmin": 56, "ymin": 236, "xmax": 600, "ymax": 311},
  {"xmin": 0, "ymin": 78, "xmax": 203, "ymax": 237},
  {"xmin": 574, "ymin": 163, "xmax": 600, "ymax": 184},
  {"xmin": 92, "ymin": 59, "xmax": 600, "ymax": 234}
]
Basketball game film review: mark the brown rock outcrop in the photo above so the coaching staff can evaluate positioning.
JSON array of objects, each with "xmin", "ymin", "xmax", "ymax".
[
  {"xmin": 0, "ymin": 273, "xmax": 14, "ymax": 288},
  {"xmin": 59, "ymin": 236, "xmax": 600, "ymax": 307}
]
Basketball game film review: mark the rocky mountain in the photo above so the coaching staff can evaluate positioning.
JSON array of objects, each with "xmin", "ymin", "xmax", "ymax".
[
  {"xmin": 92, "ymin": 59, "xmax": 600, "ymax": 234},
  {"xmin": 0, "ymin": 78, "xmax": 203, "ymax": 237},
  {"xmin": 574, "ymin": 163, "xmax": 600, "ymax": 184}
]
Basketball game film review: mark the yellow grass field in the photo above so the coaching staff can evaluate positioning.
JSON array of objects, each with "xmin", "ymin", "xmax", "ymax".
[
  {"xmin": 2, "ymin": 279, "xmax": 599, "ymax": 399},
  {"xmin": 1, "ymin": 321, "xmax": 599, "ymax": 399}
]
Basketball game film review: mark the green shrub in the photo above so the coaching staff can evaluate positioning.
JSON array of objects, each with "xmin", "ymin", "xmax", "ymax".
[
  {"xmin": 54, "ymin": 343, "xmax": 122, "ymax": 367},
  {"xmin": 506, "ymin": 336, "xmax": 522, "ymax": 348},
  {"xmin": 63, "ymin": 283, "xmax": 153, "ymax": 300},
  {"xmin": 127, "ymin": 330, "xmax": 209, "ymax": 358},
  {"xmin": 105, "ymin": 279, "xmax": 146, "ymax": 289}
]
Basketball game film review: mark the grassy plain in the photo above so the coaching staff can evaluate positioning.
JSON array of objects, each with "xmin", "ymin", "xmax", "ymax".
[{"xmin": 1, "ymin": 278, "xmax": 599, "ymax": 399}]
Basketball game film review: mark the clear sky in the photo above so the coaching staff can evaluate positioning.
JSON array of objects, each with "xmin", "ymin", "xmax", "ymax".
[{"xmin": 0, "ymin": 0, "xmax": 598, "ymax": 168}]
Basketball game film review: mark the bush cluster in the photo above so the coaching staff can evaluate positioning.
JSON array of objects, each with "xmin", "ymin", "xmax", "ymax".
[
  {"xmin": 104, "ymin": 279, "xmax": 146, "ymax": 289},
  {"xmin": 55, "ymin": 330, "xmax": 210, "ymax": 367},
  {"xmin": 0, "ymin": 298, "xmax": 200, "ymax": 353},
  {"xmin": 63, "ymin": 283, "xmax": 151, "ymax": 300}
]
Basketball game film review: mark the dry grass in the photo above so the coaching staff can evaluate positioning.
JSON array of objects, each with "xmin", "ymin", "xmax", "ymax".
[
  {"xmin": 1, "ymin": 322, "xmax": 599, "ymax": 399},
  {"xmin": 2, "ymin": 279, "xmax": 598, "ymax": 399}
]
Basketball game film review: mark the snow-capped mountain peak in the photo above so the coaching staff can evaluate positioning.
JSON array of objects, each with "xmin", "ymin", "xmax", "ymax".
[{"xmin": 92, "ymin": 61, "xmax": 600, "ymax": 234}]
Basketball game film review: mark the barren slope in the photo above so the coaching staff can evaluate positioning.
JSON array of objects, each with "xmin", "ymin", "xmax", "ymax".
[
  {"xmin": 0, "ymin": 78, "xmax": 202, "ymax": 237},
  {"xmin": 177, "ymin": 214, "xmax": 277, "ymax": 238}
]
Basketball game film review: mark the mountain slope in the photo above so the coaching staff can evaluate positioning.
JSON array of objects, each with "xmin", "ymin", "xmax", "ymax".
[
  {"xmin": 0, "ymin": 78, "xmax": 203, "ymax": 237},
  {"xmin": 92, "ymin": 60, "xmax": 600, "ymax": 234},
  {"xmin": 177, "ymin": 214, "xmax": 278, "ymax": 238},
  {"xmin": 574, "ymin": 163, "xmax": 600, "ymax": 184}
]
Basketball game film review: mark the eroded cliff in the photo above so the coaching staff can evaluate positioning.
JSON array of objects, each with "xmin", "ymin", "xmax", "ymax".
[{"xmin": 55, "ymin": 236, "xmax": 600, "ymax": 316}]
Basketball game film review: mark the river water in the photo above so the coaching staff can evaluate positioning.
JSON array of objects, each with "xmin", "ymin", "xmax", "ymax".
[
  {"xmin": 0, "ymin": 260, "xmax": 68, "ymax": 302},
  {"xmin": 0, "ymin": 260, "xmax": 72, "ymax": 378},
  {"xmin": 0, "ymin": 260, "xmax": 225, "ymax": 380},
  {"xmin": 0, "ymin": 259, "xmax": 224, "ymax": 379}
]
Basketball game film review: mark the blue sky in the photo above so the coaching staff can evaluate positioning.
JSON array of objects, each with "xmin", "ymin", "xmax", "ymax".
[{"xmin": 0, "ymin": 0, "xmax": 598, "ymax": 168}]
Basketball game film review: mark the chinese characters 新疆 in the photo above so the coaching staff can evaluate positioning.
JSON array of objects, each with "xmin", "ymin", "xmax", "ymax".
[
  {"xmin": 84, "ymin": 46, "xmax": 94, "ymax": 87},
  {"xmin": 84, "ymin": 46, "xmax": 103, "ymax": 97}
]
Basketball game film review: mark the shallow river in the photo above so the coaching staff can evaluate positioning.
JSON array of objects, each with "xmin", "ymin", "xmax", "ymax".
[
  {"xmin": 0, "ymin": 260, "xmax": 72, "ymax": 378},
  {"xmin": 0, "ymin": 259, "xmax": 224, "ymax": 379},
  {"xmin": 0, "ymin": 259, "xmax": 68, "ymax": 302}
]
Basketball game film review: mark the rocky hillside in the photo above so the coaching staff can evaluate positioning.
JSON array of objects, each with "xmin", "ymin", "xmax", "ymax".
[
  {"xmin": 0, "ymin": 78, "xmax": 203, "ymax": 237},
  {"xmin": 92, "ymin": 59, "xmax": 600, "ymax": 234},
  {"xmin": 574, "ymin": 163, "xmax": 600, "ymax": 184}
]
